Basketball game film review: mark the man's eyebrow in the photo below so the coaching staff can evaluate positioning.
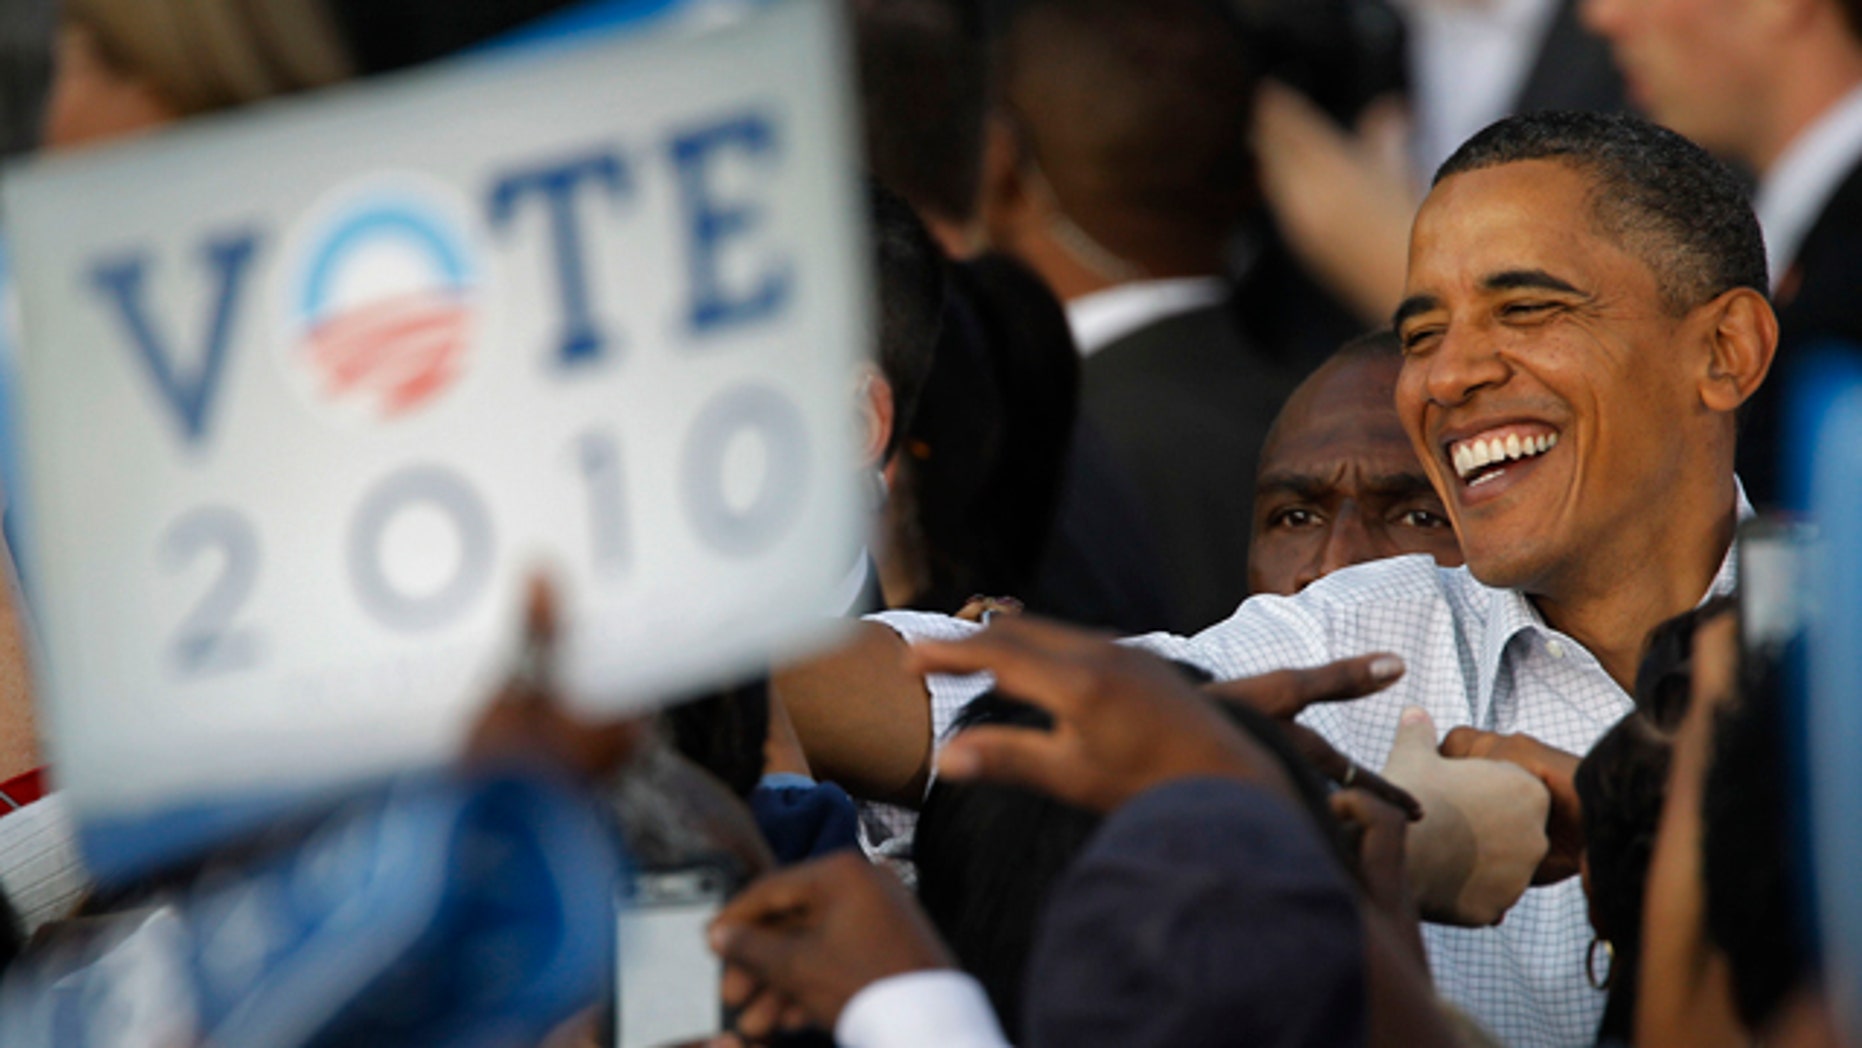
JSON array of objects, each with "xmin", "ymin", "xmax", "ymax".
[
  {"xmin": 1364, "ymin": 472, "xmax": 1442, "ymax": 499},
  {"xmin": 1254, "ymin": 472, "xmax": 1331, "ymax": 502},
  {"xmin": 1482, "ymin": 269, "xmax": 1587, "ymax": 297},
  {"xmin": 1392, "ymin": 294, "xmax": 1440, "ymax": 331}
]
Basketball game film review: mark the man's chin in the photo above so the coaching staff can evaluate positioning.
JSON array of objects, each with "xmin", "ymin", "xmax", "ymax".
[{"xmin": 1459, "ymin": 540, "xmax": 1548, "ymax": 593}]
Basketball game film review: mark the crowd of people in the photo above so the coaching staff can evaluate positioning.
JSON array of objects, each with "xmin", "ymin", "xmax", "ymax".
[{"xmin": 0, "ymin": 0, "xmax": 1854, "ymax": 1045}]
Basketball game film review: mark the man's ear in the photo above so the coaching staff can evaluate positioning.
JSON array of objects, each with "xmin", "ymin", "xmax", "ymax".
[
  {"xmin": 1697, "ymin": 287, "xmax": 1778, "ymax": 413},
  {"xmin": 856, "ymin": 364, "xmax": 895, "ymax": 471}
]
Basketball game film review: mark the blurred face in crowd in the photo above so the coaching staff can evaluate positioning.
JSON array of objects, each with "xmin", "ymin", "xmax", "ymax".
[
  {"xmin": 1248, "ymin": 350, "xmax": 1462, "ymax": 596},
  {"xmin": 1578, "ymin": 0, "xmax": 1770, "ymax": 159},
  {"xmin": 41, "ymin": 22, "xmax": 178, "ymax": 151},
  {"xmin": 1393, "ymin": 159, "xmax": 1715, "ymax": 595}
]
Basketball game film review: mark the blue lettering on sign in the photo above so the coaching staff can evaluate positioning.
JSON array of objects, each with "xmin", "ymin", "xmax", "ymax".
[
  {"xmin": 489, "ymin": 151, "xmax": 632, "ymax": 367},
  {"xmin": 669, "ymin": 113, "xmax": 791, "ymax": 336},
  {"xmin": 90, "ymin": 233, "xmax": 262, "ymax": 446}
]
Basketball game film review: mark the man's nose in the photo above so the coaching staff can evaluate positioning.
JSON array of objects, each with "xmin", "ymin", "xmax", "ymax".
[
  {"xmin": 1420, "ymin": 326, "xmax": 1510, "ymax": 407},
  {"xmin": 1293, "ymin": 509, "xmax": 1379, "ymax": 590}
]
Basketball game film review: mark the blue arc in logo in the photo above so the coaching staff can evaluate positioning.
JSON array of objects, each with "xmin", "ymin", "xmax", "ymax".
[{"xmin": 299, "ymin": 202, "xmax": 473, "ymax": 322}]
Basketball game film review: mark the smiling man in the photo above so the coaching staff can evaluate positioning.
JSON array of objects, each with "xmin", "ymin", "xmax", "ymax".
[
  {"xmin": 1126, "ymin": 110, "xmax": 1774, "ymax": 1046},
  {"xmin": 836, "ymin": 110, "xmax": 1772, "ymax": 1048}
]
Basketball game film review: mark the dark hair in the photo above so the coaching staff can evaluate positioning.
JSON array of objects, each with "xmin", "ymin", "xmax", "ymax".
[
  {"xmin": 326, "ymin": 0, "xmax": 584, "ymax": 74},
  {"xmin": 914, "ymin": 693, "xmax": 1101, "ymax": 1039},
  {"xmin": 1634, "ymin": 595, "xmax": 1735, "ymax": 732},
  {"xmin": 0, "ymin": 0, "xmax": 51, "ymax": 159},
  {"xmin": 659, "ymin": 677, "xmax": 771, "ymax": 799},
  {"xmin": 854, "ymin": 0, "xmax": 990, "ymax": 224},
  {"xmin": 1434, "ymin": 111, "xmax": 1767, "ymax": 313},
  {"xmin": 871, "ymin": 181, "xmax": 948, "ymax": 463},
  {"xmin": 998, "ymin": 0, "xmax": 1260, "ymax": 260},
  {"xmin": 901, "ymin": 253, "xmax": 1078, "ymax": 611},
  {"xmin": 916, "ymin": 658, "xmax": 1356, "ymax": 1039},
  {"xmin": 1574, "ymin": 711, "xmax": 1671, "ymax": 1041}
]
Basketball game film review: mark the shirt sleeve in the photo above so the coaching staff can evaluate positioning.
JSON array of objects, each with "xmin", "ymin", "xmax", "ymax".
[
  {"xmin": 862, "ymin": 611, "xmax": 992, "ymax": 746},
  {"xmin": 835, "ymin": 970, "xmax": 1012, "ymax": 1048},
  {"xmin": 0, "ymin": 792, "xmax": 88, "ymax": 934}
]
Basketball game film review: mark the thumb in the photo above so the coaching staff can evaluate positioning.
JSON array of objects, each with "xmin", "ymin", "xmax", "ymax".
[
  {"xmin": 1380, "ymin": 706, "xmax": 1440, "ymax": 780},
  {"xmin": 710, "ymin": 921, "xmax": 806, "ymax": 990}
]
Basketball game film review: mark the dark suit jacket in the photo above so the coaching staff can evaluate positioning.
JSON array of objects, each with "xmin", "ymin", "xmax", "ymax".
[
  {"xmin": 1748, "ymin": 158, "xmax": 1862, "ymax": 507},
  {"xmin": 1080, "ymin": 299, "xmax": 1301, "ymax": 634},
  {"xmin": 1511, "ymin": 0, "xmax": 1627, "ymax": 118}
]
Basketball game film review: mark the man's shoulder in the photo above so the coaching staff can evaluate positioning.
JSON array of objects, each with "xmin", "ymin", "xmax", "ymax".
[
  {"xmin": 1284, "ymin": 553, "xmax": 1493, "ymax": 621},
  {"xmin": 1153, "ymin": 555, "xmax": 1496, "ymax": 679}
]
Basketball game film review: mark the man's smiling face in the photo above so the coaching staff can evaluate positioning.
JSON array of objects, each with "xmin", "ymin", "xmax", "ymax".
[{"xmin": 1394, "ymin": 159, "xmax": 1709, "ymax": 595}]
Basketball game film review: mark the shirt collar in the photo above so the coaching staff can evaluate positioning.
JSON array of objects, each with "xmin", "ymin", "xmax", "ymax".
[
  {"xmin": 1755, "ymin": 82, "xmax": 1862, "ymax": 288},
  {"xmin": 1064, "ymin": 277, "xmax": 1229, "ymax": 357},
  {"xmin": 1472, "ymin": 480, "xmax": 1754, "ymax": 718}
]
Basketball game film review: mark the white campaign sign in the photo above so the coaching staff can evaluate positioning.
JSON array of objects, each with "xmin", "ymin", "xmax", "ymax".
[{"xmin": 1, "ymin": 0, "xmax": 863, "ymax": 857}]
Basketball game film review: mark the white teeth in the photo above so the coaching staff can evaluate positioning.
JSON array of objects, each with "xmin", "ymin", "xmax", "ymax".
[{"xmin": 1451, "ymin": 430, "xmax": 1560, "ymax": 480}]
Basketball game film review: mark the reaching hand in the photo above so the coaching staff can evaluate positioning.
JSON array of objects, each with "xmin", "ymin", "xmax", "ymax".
[
  {"xmin": 1440, "ymin": 727, "xmax": 1584, "ymax": 885},
  {"xmin": 909, "ymin": 617, "xmax": 1290, "ymax": 813},
  {"xmin": 465, "ymin": 575, "xmax": 641, "ymax": 779},
  {"xmin": 1201, "ymin": 655, "xmax": 1420, "ymax": 820},
  {"xmin": 1380, "ymin": 708, "xmax": 1551, "ymax": 927},
  {"xmin": 708, "ymin": 853, "xmax": 952, "ymax": 1041}
]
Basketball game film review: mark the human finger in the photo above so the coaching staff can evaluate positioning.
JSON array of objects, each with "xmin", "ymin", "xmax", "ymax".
[
  {"xmin": 935, "ymin": 725, "xmax": 1071, "ymax": 797},
  {"xmin": 710, "ymin": 926, "xmax": 806, "ymax": 1012},
  {"xmin": 719, "ymin": 962, "xmax": 761, "ymax": 1010},
  {"xmin": 1438, "ymin": 725, "xmax": 1498, "ymax": 760},
  {"xmin": 711, "ymin": 867, "xmax": 818, "ymax": 933},
  {"xmin": 1277, "ymin": 721, "xmax": 1421, "ymax": 819},
  {"xmin": 729, "ymin": 986, "xmax": 789, "ymax": 1044},
  {"xmin": 1204, "ymin": 653, "xmax": 1404, "ymax": 719},
  {"xmin": 905, "ymin": 619, "xmax": 1113, "ymax": 717}
]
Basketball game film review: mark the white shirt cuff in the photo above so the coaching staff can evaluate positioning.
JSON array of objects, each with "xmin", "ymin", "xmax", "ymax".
[{"xmin": 835, "ymin": 970, "xmax": 1011, "ymax": 1048}]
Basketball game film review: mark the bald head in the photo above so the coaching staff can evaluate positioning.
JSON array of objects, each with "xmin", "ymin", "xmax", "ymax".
[
  {"xmin": 1249, "ymin": 334, "xmax": 1462, "ymax": 596},
  {"xmin": 997, "ymin": 0, "xmax": 1256, "ymax": 273}
]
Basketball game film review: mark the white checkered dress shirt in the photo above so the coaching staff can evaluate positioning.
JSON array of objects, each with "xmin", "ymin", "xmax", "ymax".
[{"xmin": 872, "ymin": 536, "xmax": 1740, "ymax": 1048}]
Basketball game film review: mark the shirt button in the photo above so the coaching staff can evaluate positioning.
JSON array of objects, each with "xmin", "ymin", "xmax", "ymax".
[{"xmin": 1546, "ymin": 640, "xmax": 1567, "ymax": 659}]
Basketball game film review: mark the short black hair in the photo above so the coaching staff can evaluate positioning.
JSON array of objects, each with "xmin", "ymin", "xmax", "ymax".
[
  {"xmin": 871, "ymin": 181, "xmax": 947, "ymax": 462},
  {"xmin": 1574, "ymin": 711, "xmax": 1670, "ymax": 1041},
  {"xmin": 1434, "ymin": 111, "xmax": 1767, "ymax": 313},
  {"xmin": 854, "ymin": 0, "xmax": 990, "ymax": 224},
  {"xmin": 914, "ymin": 692, "xmax": 1101, "ymax": 1040}
]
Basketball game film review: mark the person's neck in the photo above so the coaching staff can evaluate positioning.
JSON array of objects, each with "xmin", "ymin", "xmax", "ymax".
[
  {"xmin": 1013, "ymin": 225, "xmax": 1224, "ymax": 303},
  {"xmin": 1748, "ymin": 47, "xmax": 1862, "ymax": 175},
  {"xmin": 1528, "ymin": 476, "xmax": 1738, "ymax": 692}
]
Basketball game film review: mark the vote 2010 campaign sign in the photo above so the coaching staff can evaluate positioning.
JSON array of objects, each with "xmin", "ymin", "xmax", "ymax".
[{"xmin": 1, "ymin": 0, "xmax": 865, "ymax": 874}]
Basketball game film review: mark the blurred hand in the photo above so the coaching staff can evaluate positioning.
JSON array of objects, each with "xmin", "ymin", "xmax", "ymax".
[
  {"xmin": 1440, "ymin": 727, "xmax": 1584, "ymax": 884},
  {"xmin": 465, "ymin": 576, "xmax": 642, "ymax": 780},
  {"xmin": 708, "ymin": 852, "xmax": 952, "ymax": 1040},
  {"xmin": 911, "ymin": 617, "xmax": 1290, "ymax": 812},
  {"xmin": 1251, "ymin": 81, "xmax": 1416, "ymax": 325},
  {"xmin": 1331, "ymin": 786, "xmax": 1429, "ymax": 969},
  {"xmin": 1380, "ymin": 707, "xmax": 1551, "ymax": 926}
]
